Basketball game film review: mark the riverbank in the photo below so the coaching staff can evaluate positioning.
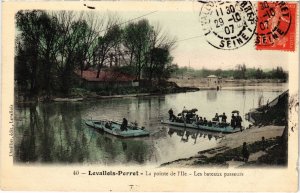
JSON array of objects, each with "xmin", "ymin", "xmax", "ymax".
[
  {"xmin": 170, "ymin": 77, "xmax": 287, "ymax": 91},
  {"xmin": 16, "ymin": 80, "xmax": 287, "ymax": 104},
  {"xmin": 16, "ymin": 81, "xmax": 200, "ymax": 103},
  {"xmin": 161, "ymin": 125, "xmax": 286, "ymax": 167}
]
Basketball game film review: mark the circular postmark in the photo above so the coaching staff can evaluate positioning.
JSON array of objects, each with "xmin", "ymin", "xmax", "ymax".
[
  {"xmin": 255, "ymin": 1, "xmax": 292, "ymax": 47},
  {"xmin": 200, "ymin": 1, "xmax": 256, "ymax": 50}
]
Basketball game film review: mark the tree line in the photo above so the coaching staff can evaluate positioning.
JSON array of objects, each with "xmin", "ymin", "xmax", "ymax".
[
  {"xmin": 173, "ymin": 64, "xmax": 288, "ymax": 81},
  {"xmin": 15, "ymin": 10, "xmax": 177, "ymax": 97}
]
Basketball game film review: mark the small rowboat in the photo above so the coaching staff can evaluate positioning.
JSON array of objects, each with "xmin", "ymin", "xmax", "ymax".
[
  {"xmin": 161, "ymin": 120, "xmax": 242, "ymax": 133},
  {"xmin": 85, "ymin": 120, "xmax": 150, "ymax": 138}
]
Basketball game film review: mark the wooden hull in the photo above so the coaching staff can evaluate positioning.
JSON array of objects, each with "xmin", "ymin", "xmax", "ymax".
[
  {"xmin": 85, "ymin": 120, "xmax": 150, "ymax": 138},
  {"xmin": 161, "ymin": 120, "xmax": 241, "ymax": 133}
]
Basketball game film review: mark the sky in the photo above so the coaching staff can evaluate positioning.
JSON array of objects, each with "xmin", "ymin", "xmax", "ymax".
[
  {"xmin": 40, "ymin": 5, "xmax": 293, "ymax": 71},
  {"xmin": 116, "ymin": 10, "xmax": 291, "ymax": 70}
]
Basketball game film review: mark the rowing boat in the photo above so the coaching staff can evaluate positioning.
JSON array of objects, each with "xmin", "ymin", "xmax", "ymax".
[
  {"xmin": 161, "ymin": 120, "xmax": 241, "ymax": 133},
  {"xmin": 85, "ymin": 120, "xmax": 150, "ymax": 138}
]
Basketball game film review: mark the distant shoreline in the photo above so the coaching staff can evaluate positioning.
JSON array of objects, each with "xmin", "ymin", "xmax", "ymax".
[
  {"xmin": 15, "ymin": 79, "xmax": 287, "ymax": 104},
  {"xmin": 170, "ymin": 77, "xmax": 287, "ymax": 89},
  {"xmin": 15, "ymin": 83, "xmax": 200, "ymax": 103}
]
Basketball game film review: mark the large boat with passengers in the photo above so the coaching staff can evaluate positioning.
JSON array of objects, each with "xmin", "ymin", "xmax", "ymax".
[{"xmin": 161, "ymin": 108, "xmax": 243, "ymax": 134}]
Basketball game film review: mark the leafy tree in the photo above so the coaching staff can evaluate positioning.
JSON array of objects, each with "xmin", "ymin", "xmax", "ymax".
[
  {"xmin": 15, "ymin": 10, "xmax": 179, "ymax": 98},
  {"xmin": 234, "ymin": 64, "xmax": 247, "ymax": 79},
  {"xmin": 254, "ymin": 68, "xmax": 264, "ymax": 79},
  {"xmin": 94, "ymin": 22, "xmax": 123, "ymax": 78},
  {"xmin": 148, "ymin": 48, "xmax": 173, "ymax": 81},
  {"xmin": 53, "ymin": 11, "xmax": 91, "ymax": 94},
  {"xmin": 16, "ymin": 10, "xmax": 57, "ymax": 96},
  {"xmin": 123, "ymin": 20, "xmax": 153, "ymax": 80}
]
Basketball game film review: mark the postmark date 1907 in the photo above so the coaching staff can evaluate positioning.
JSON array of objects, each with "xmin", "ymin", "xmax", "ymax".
[{"xmin": 200, "ymin": 1, "xmax": 256, "ymax": 50}]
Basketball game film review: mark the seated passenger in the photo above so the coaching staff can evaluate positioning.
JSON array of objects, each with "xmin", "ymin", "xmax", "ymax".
[
  {"xmin": 120, "ymin": 118, "xmax": 128, "ymax": 131},
  {"xmin": 212, "ymin": 113, "xmax": 219, "ymax": 122},
  {"xmin": 105, "ymin": 121, "xmax": 112, "ymax": 129},
  {"xmin": 208, "ymin": 121, "xmax": 212, "ymax": 127},
  {"xmin": 132, "ymin": 121, "xmax": 138, "ymax": 130},
  {"xmin": 198, "ymin": 117, "xmax": 203, "ymax": 125},
  {"xmin": 186, "ymin": 113, "xmax": 192, "ymax": 123},
  {"xmin": 221, "ymin": 112, "xmax": 227, "ymax": 123},
  {"xmin": 203, "ymin": 117, "xmax": 208, "ymax": 125}
]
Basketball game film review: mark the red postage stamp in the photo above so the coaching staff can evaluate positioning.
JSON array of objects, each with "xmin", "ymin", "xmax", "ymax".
[{"xmin": 255, "ymin": 1, "xmax": 297, "ymax": 51}]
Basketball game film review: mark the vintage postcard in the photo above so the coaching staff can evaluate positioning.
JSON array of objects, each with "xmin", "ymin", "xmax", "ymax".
[{"xmin": 0, "ymin": 0, "xmax": 299, "ymax": 192}]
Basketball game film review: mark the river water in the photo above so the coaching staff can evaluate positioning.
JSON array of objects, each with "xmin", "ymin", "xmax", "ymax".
[{"xmin": 14, "ymin": 84, "xmax": 286, "ymax": 165}]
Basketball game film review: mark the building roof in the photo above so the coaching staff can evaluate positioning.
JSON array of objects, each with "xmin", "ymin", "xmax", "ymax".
[
  {"xmin": 75, "ymin": 69, "xmax": 135, "ymax": 82},
  {"xmin": 207, "ymin": 75, "xmax": 218, "ymax": 78}
]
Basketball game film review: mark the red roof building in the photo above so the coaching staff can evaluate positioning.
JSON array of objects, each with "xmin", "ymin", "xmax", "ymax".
[{"xmin": 74, "ymin": 69, "xmax": 138, "ymax": 90}]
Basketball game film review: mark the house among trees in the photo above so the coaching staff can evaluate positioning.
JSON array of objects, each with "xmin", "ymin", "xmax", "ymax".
[
  {"xmin": 75, "ymin": 70, "xmax": 138, "ymax": 90},
  {"xmin": 207, "ymin": 75, "xmax": 222, "ymax": 89}
]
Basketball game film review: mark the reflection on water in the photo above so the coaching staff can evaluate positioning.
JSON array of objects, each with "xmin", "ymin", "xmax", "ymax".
[
  {"xmin": 14, "ymin": 86, "xmax": 285, "ymax": 165},
  {"xmin": 207, "ymin": 90, "xmax": 218, "ymax": 101},
  {"xmin": 168, "ymin": 127, "xmax": 221, "ymax": 144}
]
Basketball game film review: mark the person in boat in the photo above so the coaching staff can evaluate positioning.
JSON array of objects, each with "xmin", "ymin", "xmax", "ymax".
[
  {"xmin": 198, "ymin": 117, "xmax": 204, "ymax": 125},
  {"xmin": 208, "ymin": 121, "xmax": 212, "ymax": 127},
  {"xmin": 236, "ymin": 112, "xmax": 243, "ymax": 131},
  {"xmin": 219, "ymin": 112, "xmax": 227, "ymax": 127},
  {"xmin": 120, "ymin": 118, "xmax": 128, "ymax": 131},
  {"xmin": 178, "ymin": 114, "xmax": 184, "ymax": 123},
  {"xmin": 203, "ymin": 117, "xmax": 208, "ymax": 125},
  {"xmin": 186, "ymin": 112, "xmax": 193, "ymax": 123},
  {"xmin": 182, "ymin": 106, "xmax": 186, "ymax": 116},
  {"xmin": 105, "ymin": 121, "xmax": 112, "ymax": 129},
  {"xmin": 212, "ymin": 113, "xmax": 219, "ymax": 122},
  {"xmin": 195, "ymin": 115, "xmax": 199, "ymax": 123},
  {"xmin": 231, "ymin": 114, "xmax": 236, "ymax": 129},
  {"xmin": 181, "ymin": 107, "xmax": 186, "ymax": 121},
  {"xmin": 168, "ymin": 108, "xmax": 174, "ymax": 121},
  {"xmin": 221, "ymin": 112, "xmax": 227, "ymax": 123},
  {"xmin": 132, "ymin": 121, "xmax": 138, "ymax": 130}
]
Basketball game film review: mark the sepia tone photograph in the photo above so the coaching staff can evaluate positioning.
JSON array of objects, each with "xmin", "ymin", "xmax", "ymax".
[{"xmin": 1, "ymin": 1, "xmax": 298, "ymax": 191}]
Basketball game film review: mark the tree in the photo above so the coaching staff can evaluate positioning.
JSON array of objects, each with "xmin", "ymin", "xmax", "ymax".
[
  {"xmin": 123, "ymin": 21, "xmax": 176, "ymax": 81},
  {"xmin": 123, "ymin": 22, "xmax": 137, "ymax": 68},
  {"xmin": 15, "ymin": 10, "xmax": 179, "ymax": 98},
  {"xmin": 123, "ymin": 20, "xmax": 153, "ymax": 81},
  {"xmin": 80, "ymin": 12, "xmax": 105, "ymax": 76},
  {"xmin": 254, "ymin": 68, "xmax": 264, "ymax": 79},
  {"xmin": 38, "ymin": 12, "xmax": 61, "ymax": 95},
  {"xmin": 145, "ymin": 23, "xmax": 176, "ymax": 82},
  {"xmin": 147, "ymin": 48, "xmax": 173, "ymax": 81},
  {"xmin": 272, "ymin": 66, "xmax": 287, "ymax": 80},
  {"xmin": 234, "ymin": 64, "xmax": 247, "ymax": 79},
  {"xmin": 53, "ymin": 11, "xmax": 98, "ymax": 94},
  {"xmin": 215, "ymin": 69, "xmax": 222, "ymax": 77},
  {"xmin": 16, "ymin": 10, "xmax": 58, "ymax": 96},
  {"xmin": 93, "ymin": 16, "xmax": 122, "ymax": 78}
]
